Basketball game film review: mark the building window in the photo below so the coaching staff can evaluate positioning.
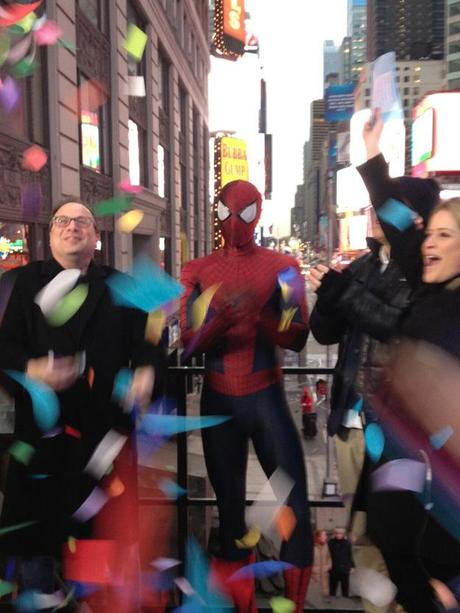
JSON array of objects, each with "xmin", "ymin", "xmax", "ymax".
[
  {"xmin": 404, "ymin": 87, "xmax": 409, "ymax": 95},
  {"xmin": 158, "ymin": 50, "xmax": 171, "ymax": 200},
  {"xmin": 0, "ymin": 223, "xmax": 30, "ymax": 274},
  {"xmin": 449, "ymin": 59, "xmax": 460, "ymax": 73},
  {"xmin": 78, "ymin": 73, "xmax": 110, "ymax": 174},
  {"xmin": 77, "ymin": 0, "xmax": 108, "ymax": 33},
  {"xmin": 449, "ymin": 1, "xmax": 460, "ymax": 17},
  {"xmin": 404, "ymin": 76, "xmax": 410, "ymax": 82}
]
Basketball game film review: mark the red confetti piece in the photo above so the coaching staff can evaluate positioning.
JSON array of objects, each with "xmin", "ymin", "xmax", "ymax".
[
  {"xmin": 65, "ymin": 425, "xmax": 81, "ymax": 439},
  {"xmin": 0, "ymin": 1, "xmax": 43, "ymax": 27},
  {"xmin": 21, "ymin": 145, "xmax": 47, "ymax": 172},
  {"xmin": 118, "ymin": 179, "xmax": 143, "ymax": 194},
  {"xmin": 87, "ymin": 367, "xmax": 95, "ymax": 388},
  {"xmin": 65, "ymin": 79, "xmax": 107, "ymax": 115}
]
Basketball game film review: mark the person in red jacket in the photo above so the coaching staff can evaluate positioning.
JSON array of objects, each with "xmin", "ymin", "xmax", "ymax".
[
  {"xmin": 301, "ymin": 386, "xmax": 317, "ymax": 439},
  {"xmin": 180, "ymin": 180, "xmax": 313, "ymax": 612}
]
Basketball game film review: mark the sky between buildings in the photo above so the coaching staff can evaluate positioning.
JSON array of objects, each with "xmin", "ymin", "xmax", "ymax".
[{"xmin": 209, "ymin": 0, "xmax": 348, "ymax": 237}]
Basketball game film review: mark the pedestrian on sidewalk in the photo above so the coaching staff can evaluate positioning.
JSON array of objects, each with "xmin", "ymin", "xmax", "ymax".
[
  {"xmin": 328, "ymin": 528, "xmax": 354, "ymax": 598},
  {"xmin": 312, "ymin": 529, "xmax": 332, "ymax": 597}
]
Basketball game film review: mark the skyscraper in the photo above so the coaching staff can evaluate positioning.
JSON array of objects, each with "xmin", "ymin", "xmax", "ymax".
[
  {"xmin": 367, "ymin": 0, "xmax": 445, "ymax": 62},
  {"xmin": 347, "ymin": 0, "xmax": 367, "ymax": 81}
]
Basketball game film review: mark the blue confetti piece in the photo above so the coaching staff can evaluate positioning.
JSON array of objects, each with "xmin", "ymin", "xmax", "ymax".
[
  {"xmin": 141, "ymin": 415, "xmax": 230, "ymax": 437},
  {"xmin": 228, "ymin": 561, "xmax": 294, "ymax": 581},
  {"xmin": 112, "ymin": 368, "xmax": 133, "ymax": 403},
  {"xmin": 5, "ymin": 557, "xmax": 16, "ymax": 581},
  {"xmin": 352, "ymin": 396, "xmax": 363, "ymax": 413},
  {"xmin": 5, "ymin": 370, "xmax": 59, "ymax": 432},
  {"xmin": 15, "ymin": 590, "xmax": 38, "ymax": 613},
  {"xmin": 158, "ymin": 478, "xmax": 187, "ymax": 499},
  {"xmin": 65, "ymin": 581, "xmax": 100, "ymax": 599},
  {"xmin": 106, "ymin": 255, "xmax": 184, "ymax": 312},
  {"xmin": 364, "ymin": 423, "xmax": 385, "ymax": 462},
  {"xmin": 30, "ymin": 474, "xmax": 49, "ymax": 479},
  {"xmin": 278, "ymin": 266, "xmax": 304, "ymax": 305},
  {"xmin": 184, "ymin": 538, "xmax": 229, "ymax": 612},
  {"xmin": 377, "ymin": 198, "xmax": 415, "ymax": 231},
  {"xmin": 430, "ymin": 426, "xmax": 454, "ymax": 450}
]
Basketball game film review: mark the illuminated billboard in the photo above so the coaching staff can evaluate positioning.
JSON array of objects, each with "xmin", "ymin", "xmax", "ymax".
[
  {"xmin": 411, "ymin": 92, "xmax": 460, "ymax": 176},
  {"xmin": 336, "ymin": 166, "xmax": 370, "ymax": 213},
  {"xmin": 213, "ymin": 0, "xmax": 246, "ymax": 59},
  {"xmin": 219, "ymin": 136, "xmax": 249, "ymax": 186}
]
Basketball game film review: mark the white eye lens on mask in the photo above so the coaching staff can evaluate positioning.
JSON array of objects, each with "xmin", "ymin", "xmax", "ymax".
[
  {"xmin": 217, "ymin": 200, "xmax": 231, "ymax": 221},
  {"xmin": 238, "ymin": 202, "xmax": 257, "ymax": 224}
]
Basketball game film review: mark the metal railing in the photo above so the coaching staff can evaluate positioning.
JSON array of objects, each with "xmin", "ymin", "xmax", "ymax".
[{"xmin": 139, "ymin": 366, "xmax": 338, "ymax": 562}]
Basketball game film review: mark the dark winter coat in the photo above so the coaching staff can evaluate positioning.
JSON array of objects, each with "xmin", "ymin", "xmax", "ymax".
[
  {"xmin": 0, "ymin": 258, "xmax": 166, "ymax": 556},
  {"xmin": 309, "ymin": 239, "xmax": 410, "ymax": 436},
  {"xmin": 357, "ymin": 153, "xmax": 460, "ymax": 573}
]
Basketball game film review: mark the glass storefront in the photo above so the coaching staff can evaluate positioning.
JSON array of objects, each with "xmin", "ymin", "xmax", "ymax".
[{"xmin": 0, "ymin": 222, "xmax": 30, "ymax": 276}]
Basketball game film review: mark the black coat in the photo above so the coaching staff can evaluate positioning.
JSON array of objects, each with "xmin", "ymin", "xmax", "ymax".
[
  {"xmin": 310, "ymin": 239, "xmax": 410, "ymax": 436},
  {"xmin": 0, "ymin": 259, "xmax": 166, "ymax": 556},
  {"xmin": 357, "ymin": 154, "xmax": 460, "ymax": 572}
]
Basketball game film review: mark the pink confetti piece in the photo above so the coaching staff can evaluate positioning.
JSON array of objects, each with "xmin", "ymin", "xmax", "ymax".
[
  {"xmin": 33, "ymin": 19, "xmax": 63, "ymax": 46},
  {"xmin": 22, "ymin": 144, "xmax": 48, "ymax": 172},
  {"xmin": 118, "ymin": 179, "xmax": 143, "ymax": 194},
  {"xmin": 6, "ymin": 33, "xmax": 32, "ymax": 64}
]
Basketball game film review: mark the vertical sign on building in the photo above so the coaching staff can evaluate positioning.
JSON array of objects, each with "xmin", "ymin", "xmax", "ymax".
[
  {"xmin": 213, "ymin": 136, "xmax": 248, "ymax": 248},
  {"xmin": 213, "ymin": 0, "xmax": 246, "ymax": 60}
]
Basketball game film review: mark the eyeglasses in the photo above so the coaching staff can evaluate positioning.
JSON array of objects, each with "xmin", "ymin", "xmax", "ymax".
[{"xmin": 52, "ymin": 215, "xmax": 95, "ymax": 228}]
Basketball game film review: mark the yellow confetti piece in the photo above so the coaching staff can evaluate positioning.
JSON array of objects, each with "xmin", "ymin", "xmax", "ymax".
[
  {"xmin": 235, "ymin": 526, "xmax": 261, "ymax": 549},
  {"xmin": 116, "ymin": 208, "xmax": 144, "ymax": 233},
  {"xmin": 47, "ymin": 284, "xmax": 88, "ymax": 327},
  {"xmin": 270, "ymin": 596, "xmax": 295, "ymax": 613},
  {"xmin": 275, "ymin": 505, "xmax": 296, "ymax": 541},
  {"xmin": 279, "ymin": 281, "xmax": 292, "ymax": 303},
  {"xmin": 16, "ymin": 11, "xmax": 37, "ymax": 33},
  {"xmin": 145, "ymin": 309, "xmax": 166, "ymax": 345},
  {"xmin": 278, "ymin": 307, "xmax": 298, "ymax": 332},
  {"xmin": 123, "ymin": 23, "xmax": 148, "ymax": 61},
  {"xmin": 68, "ymin": 536, "xmax": 77, "ymax": 553},
  {"xmin": 192, "ymin": 284, "xmax": 221, "ymax": 332}
]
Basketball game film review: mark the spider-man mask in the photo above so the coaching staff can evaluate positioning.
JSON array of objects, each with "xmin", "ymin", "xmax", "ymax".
[{"xmin": 217, "ymin": 180, "xmax": 262, "ymax": 248}]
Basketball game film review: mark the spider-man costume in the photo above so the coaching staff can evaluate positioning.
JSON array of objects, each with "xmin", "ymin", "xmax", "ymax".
[{"xmin": 180, "ymin": 180, "xmax": 313, "ymax": 612}]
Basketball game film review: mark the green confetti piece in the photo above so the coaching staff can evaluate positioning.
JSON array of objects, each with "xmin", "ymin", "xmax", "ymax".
[
  {"xmin": 47, "ymin": 284, "xmax": 88, "ymax": 327},
  {"xmin": 93, "ymin": 195, "xmax": 132, "ymax": 217},
  {"xmin": 0, "ymin": 520, "xmax": 38, "ymax": 537},
  {"xmin": 9, "ymin": 440, "xmax": 35, "ymax": 465},
  {"xmin": 0, "ymin": 581, "xmax": 16, "ymax": 597},
  {"xmin": 15, "ymin": 12, "xmax": 37, "ymax": 34},
  {"xmin": 10, "ymin": 58, "xmax": 39, "ymax": 78},
  {"xmin": 58, "ymin": 39, "xmax": 77, "ymax": 52},
  {"xmin": 270, "ymin": 597, "xmax": 295, "ymax": 613},
  {"xmin": 0, "ymin": 33, "xmax": 10, "ymax": 67},
  {"xmin": 123, "ymin": 23, "xmax": 148, "ymax": 61}
]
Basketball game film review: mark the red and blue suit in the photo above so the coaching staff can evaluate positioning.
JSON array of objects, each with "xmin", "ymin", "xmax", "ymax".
[{"xmin": 180, "ymin": 180, "xmax": 313, "ymax": 612}]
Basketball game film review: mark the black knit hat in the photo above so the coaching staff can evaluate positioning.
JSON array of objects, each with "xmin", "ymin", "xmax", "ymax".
[{"xmin": 395, "ymin": 176, "xmax": 440, "ymax": 222}]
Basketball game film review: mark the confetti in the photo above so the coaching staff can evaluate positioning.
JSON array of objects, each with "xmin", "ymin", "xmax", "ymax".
[
  {"xmin": 87, "ymin": 367, "xmax": 95, "ymax": 387},
  {"xmin": 275, "ymin": 505, "xmax": 296, "ymax": 541},
  {"xmin": 364, "ymin": 422, "xmax": 385, "ymax": 462},
  {"xmin": 377, "ymin": 198, "xmax": 415, "ymax": 232},
  {"xmin": 65, "ymin": 79, "xmax": 107, "ymax": 115},
  {"xmin": 0, "ymin": 580, "xmax": 16, "ymax": 598},
  {"xmin": 34, "ymin": 19, "xmax": 63, "ymax": 45},
  {"xmin": 14, "ymin": 12, "xmax": 36, "ymax": 34},
  {"xmin": 145, "ymin": 309, "xmax": 166, "ymax": 345},
  {"xmin": 278, "ymin": 267, "xmax": 304, "ymax": 305},
  {"xmin": 46, "ymin": 284, "xmax": 88, "ymax": 326},
  {"xmin": 21, "ymin": 182, "xmax": 42, "ymax": 218},
  {"xmin": 10, "ymin": 56, "xmax": 39, "ymax": 78},
  {"xmin": 0, "ymin": 76, "xmax": 20, "ymax": 114},
  {"xmin": 0, "ymin": 1, "xmax": 43, "ymax": 28},
  {"xmin": 72, "ymin": 487, "xmax": 108, "ymax": 522},
  {"xmin": 235, "ymin": 526, "xmax": 261, "ymax": 549},
  {"xmin": 158, "ymin": 478, "xmax": 186, "ymax": 499},
  {"xmin": 278, "ymin": 307, "xmax": 298, "ymax": 332},
  {"xmin": 350, "ymin": 568, "xmax": 397, "ymax": 608},
  {"xmin": 93, "ymin": 195, "xmax": 132, "ymax": 217},
  {"xmin": 22, "ymin": 144, "xmax": 47, "ymax": 171},
  {"xmin": 352, "ymin": 396, "xmax": 363, "ymax": 413},
  {"xmin": 118, "ymin": 179, "xmax": 143, "ymax": 194},
  {"xmin": 65, "ymin": 425, "xmax": 81, "ymax": 439},
  {"xmin": 228, "ymin": 561, "xmax": 293, "ymax": 581},
  {"xmin": 0, "ymin": 32, "xmax": 10, "ymax": 67},
  {"xmin": 6, "ymin": 33, "xmax": 32, "ymax": 64},
  {"xmin": 192, "ymin": 284, "xmax": 221, "ymax": 332},
  {"xmin": 246, "ymin": 468, "xmax": 294, "ymax": 536},
  {"xmin": 141, "ymin": 414, "xmax": 230, "ymax": 437},
  {"xmin": 126, "ymin": 75, "xmax": 146, "ymax": 96},
  {"xmin": 116, "ymin": 209, "xmax": 144, "ymax": 233},
  {"xmin": 112, "ymin": 368, "xmax": 133, "ymax": 404},
  {"xmin": 430, "ymin": 425, "xmax": 454, "ymax": 450},
  {"xmin": 5, "ymin": 370, "xmax": 59, "ymax": 432},
  {"xmin": 107, "ymin": 476, "xmax": 125, "ymax": 497},
  {"xmin": 270, "ymin": 596, "xmax": 295, "ymax": 613},
  {"xmin": 9, "ymin": 440, "xmax": 35, "ymax": 465},
  {"xmin": 183, "ymin": 539, "xmax": 230, "ymax": 611},
  {"xmin": 35, "ymin": 268, "xmax": 81, "ymax": 317},
  {"xmin": 123, "ymin": 23, "xmax": 148, "ymax": 61},
  {"xmin": 84, "ymin": 429, "xmax": 128, "ymax": 481},
  {"xmin": 372, "ymin": 458, "xmax": 427, "ymax": 493},
  {"xmin": 152, "ymin": 557, "xmax": 181, "ymax": 572},
  {"xmin": 0, "ymin": 520, "xmax": 38, "ymax": 537},
  {"xmin": 106, "ymin": 255, "xmax": 184, "ymax": 313}
]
